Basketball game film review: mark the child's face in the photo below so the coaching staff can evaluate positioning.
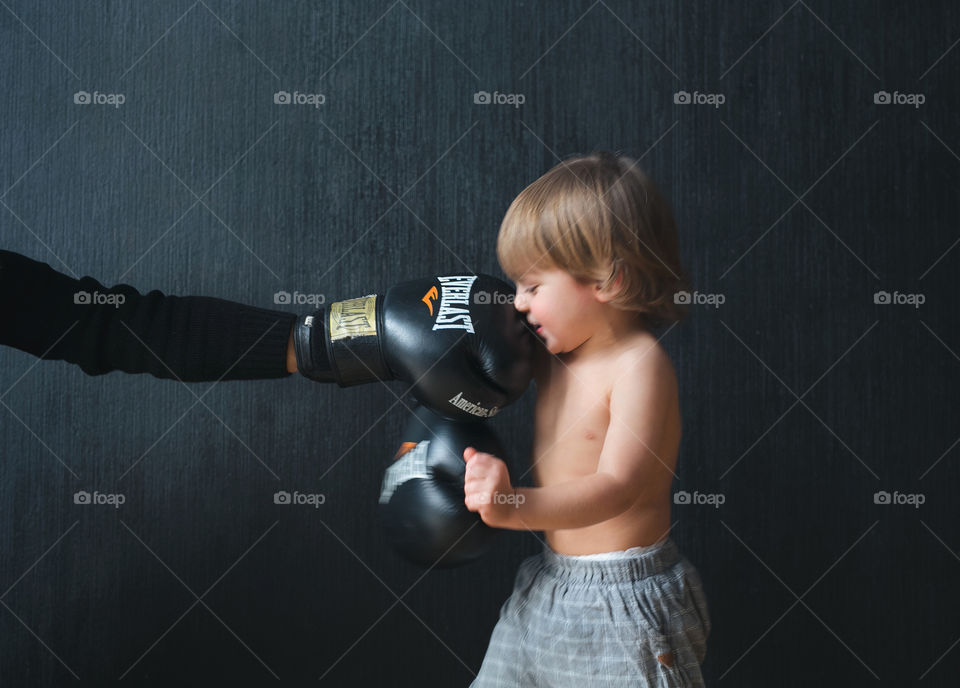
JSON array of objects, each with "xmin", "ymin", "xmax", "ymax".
[{"xmin": 513, "ymin": 268, "xmax": 604, "ymax": 355}]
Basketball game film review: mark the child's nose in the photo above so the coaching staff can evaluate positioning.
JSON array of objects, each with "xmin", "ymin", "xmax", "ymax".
[{"xmin": 513, "ymin": 291, "xmax": 528, "ymax": 311}]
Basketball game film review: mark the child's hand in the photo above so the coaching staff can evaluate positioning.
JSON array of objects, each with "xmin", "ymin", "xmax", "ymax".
[{"xmin": 463, "ymin": 447, "xmax": 516, "ymax": 528}]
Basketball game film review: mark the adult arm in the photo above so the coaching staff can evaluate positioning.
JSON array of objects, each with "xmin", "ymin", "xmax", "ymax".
[{"xmin": 0, "ymin": 249, "xmax": 296, "ymax": 381}]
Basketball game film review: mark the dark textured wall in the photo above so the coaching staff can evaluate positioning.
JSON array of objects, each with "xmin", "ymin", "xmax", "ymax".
[{"xmin": 1, "ymin": 1, "xmax": 958, "ymax": 685}]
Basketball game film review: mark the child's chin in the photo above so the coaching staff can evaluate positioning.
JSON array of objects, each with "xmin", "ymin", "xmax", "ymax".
[
  {"xmin": 537, "ymin": 330, "xmax": 564, "ymax": 353},
  {"xmin": 543, "ymin": 337, "xmax": 562, "ymax": 353}
]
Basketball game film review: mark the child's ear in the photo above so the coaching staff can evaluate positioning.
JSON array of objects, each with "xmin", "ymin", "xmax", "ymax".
[{"xmin": 594, "ymin": 268, "xmax": 623, "ymax": 303}]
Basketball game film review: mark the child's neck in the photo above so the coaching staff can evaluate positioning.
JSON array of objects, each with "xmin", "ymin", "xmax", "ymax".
[{"xmin": 560, "ymin": 309, "xmax": 647, "ymax": 365}]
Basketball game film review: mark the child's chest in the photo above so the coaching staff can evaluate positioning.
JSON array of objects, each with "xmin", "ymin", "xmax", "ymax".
[{"xmin": 530, "ymin": 357, "xmax": 614, "ymax": 482}]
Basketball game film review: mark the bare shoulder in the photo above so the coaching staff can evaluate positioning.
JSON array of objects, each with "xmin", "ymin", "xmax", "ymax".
[{"xmin": 611, "ymin": 331, "xmax": 677, "ymax": 394}]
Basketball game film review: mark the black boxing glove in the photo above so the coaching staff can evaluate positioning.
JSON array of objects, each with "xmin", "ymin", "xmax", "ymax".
[
  {"xmin": 378, "ymin": 404, "xmax": 503, "ymax": 568},
  {"xmin": 293, "ymin": 274, "xmax": 532, "ymax": 421}
]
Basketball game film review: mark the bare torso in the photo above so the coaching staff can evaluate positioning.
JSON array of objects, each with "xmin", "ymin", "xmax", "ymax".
[{"xmin": 529, "ymin": 331, "xmax": 680, "ymax": 555}]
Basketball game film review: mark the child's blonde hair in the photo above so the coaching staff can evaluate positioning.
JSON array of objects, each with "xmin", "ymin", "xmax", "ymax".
[{"xmin": 497, "ymin": 151, "xmax": 691, "ymax": 328}]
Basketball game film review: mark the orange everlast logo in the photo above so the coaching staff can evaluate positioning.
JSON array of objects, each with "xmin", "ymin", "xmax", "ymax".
[
  {"xmin": 421, "ymin": 287, "xmax": 438, "ymax": 315},
  {"xmin": 421, "ymin": 275, "xmax": 477, "ymax": 333},
  {"xmin": 393, "ymin": 441, "xmax": 417, "ymax": 461}
]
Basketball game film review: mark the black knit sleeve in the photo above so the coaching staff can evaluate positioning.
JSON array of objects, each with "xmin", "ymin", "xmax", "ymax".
[{"xmin": 0, "ymin": 249, "xmax": 297, "ymax": 381}]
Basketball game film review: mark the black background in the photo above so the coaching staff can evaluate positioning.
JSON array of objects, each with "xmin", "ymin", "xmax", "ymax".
[{"xmin": 1, "ymin": 2, "xmax": 958, "ymax": 685}]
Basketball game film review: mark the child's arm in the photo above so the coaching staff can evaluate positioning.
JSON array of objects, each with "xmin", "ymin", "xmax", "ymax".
[{"xmin": 464, "ymin": 349, "xmax": 675, "ymax": 531}]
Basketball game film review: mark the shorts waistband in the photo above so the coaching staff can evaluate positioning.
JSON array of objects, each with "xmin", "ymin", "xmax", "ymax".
[{"xmin": 540, "ymin": 537, "xmax": 680, "ymax": 584}]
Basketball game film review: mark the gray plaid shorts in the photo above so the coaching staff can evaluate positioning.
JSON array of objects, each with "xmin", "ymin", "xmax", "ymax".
[{"xmin": 470, "ymin": 537, "xmax": 710, "ymax": 687}]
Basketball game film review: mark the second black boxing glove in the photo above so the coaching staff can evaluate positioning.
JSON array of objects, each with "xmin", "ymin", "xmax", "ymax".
[
  {"xmin": 379, "ymin": 404, "xmax": 503, "ymax": 568},
  {"xmin": 293, "ymin": 274, "xmax": 533, "ymax": 422}
]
